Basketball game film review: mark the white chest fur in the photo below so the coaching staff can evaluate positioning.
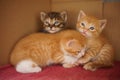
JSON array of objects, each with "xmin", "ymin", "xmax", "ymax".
[
  {"xmin": 63, "ymin": 55, "xmax": 78, "ymax": 64},
  {"xmin": 61, "ymin": 46, "xmax": 78, "ymax": 64}
]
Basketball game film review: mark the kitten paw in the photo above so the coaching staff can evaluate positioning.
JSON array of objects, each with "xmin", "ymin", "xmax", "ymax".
[
  {"xmin": 32, "ymin": 66, "xmax": 42, "ymax": 73},
  {"xmin": 16, "ymin": 60, "xmax": 42, "ymax": 73},
  {"xmin": 78, "ymin": 59, "xmax": 89, "ymax": 64},
  {"xmin": 63, "ymin": 64, "xmax": 74, "ymax": 68},
  {"xmin": 63, "ymin": 63, "xmax": 79, "ymax": 68},
  {"xmin": 83, "ymin": 63, "xmax": 97, "ymax": 71}
]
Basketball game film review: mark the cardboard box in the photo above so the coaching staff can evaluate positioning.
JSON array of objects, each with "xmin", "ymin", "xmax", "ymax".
[{"xmin": 0, "ymin": 0, "xmax": 120, "ymax": 66}]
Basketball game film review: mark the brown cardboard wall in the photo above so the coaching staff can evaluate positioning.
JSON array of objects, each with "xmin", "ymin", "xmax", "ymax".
[
  {"xmin": 0, "ymin": 0, "xmax": 120, "ymax": 66},
  {"xmin": 52, "ymin": 0, "xmax": 103, "ymax": 28},
  {"xmin": 0, "ymin": 0, "xmax": 50, "ymax": 66},
  {"xmin": 103, "ymin": 2, "xmax": 120, "ymax": 61},
  {"xmin": 52, "ymin": 0, "xmax": 120, "ymax": 61}
]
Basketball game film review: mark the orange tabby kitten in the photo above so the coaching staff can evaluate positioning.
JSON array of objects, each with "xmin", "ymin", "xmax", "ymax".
[
  {"xmin": 76, "ymin": 10, "xmax": 114, "ymax": 71},
  {"xmin": 10, "ymin": 30, "xmax": 87, "ymax": 73}
]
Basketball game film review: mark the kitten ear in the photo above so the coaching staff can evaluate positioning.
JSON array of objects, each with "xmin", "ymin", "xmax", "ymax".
[
  {"xmin": 99, "ymin": 19, "xmax": 107, "ymax": 31},
  {"xmin": 66, "ymin": 39, "xmax": 79, "ymax": 49},
  {"xmin": 77, "ymin": 10, "xmax": 86, "ymax": 21},
  {"xmin": 40, "ymin": 12, "xmax": 47, "ymax": 22},
  {"xmin": 60, "ymin": 11, "xmax": 67, "ymax": 22}
]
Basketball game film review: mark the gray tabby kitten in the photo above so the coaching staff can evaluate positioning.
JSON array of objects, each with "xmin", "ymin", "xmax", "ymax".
[{"xmin": 40, "ymin": 11, "xmax": 67, "ymax": 33}]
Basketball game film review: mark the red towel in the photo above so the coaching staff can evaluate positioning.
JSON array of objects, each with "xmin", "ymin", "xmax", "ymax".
[{"xmin": 0, "ymin": 62, "xmax": 120, "ymax": 80}]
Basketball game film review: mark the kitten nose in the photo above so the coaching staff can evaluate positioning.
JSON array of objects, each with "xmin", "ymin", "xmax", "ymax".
[
  {"xmin": 83, "ymin": 29, "xmax": 88, "ymax": 32},
  {"xmin": 50, "ymin": 25, "xmax": 55, "ymax": 29},
  {"xmin": 50, "ymin": 26, "xmax": 53, "ymax": 29}
]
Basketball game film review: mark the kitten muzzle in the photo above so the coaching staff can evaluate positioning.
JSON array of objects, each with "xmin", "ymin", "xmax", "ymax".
[{"xmin": 82, "ymin": 29, "xmax": 88, "ymax": 36}]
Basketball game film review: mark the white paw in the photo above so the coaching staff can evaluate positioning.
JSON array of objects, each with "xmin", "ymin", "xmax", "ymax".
[
  {"xmin": 16, "ymin": 59, "xmax": 42, "ymax": 73},
  {"xmin": 63, "ymin": 64, "xmax": 72, "ymax": 68},
  {"xmin": 32, "ymin": 66, "xmax": 42, "ymax": 73}
]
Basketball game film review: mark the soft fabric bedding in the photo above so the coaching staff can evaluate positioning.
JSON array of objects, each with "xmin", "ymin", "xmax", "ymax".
[{"xmin": 0, "ymin": 62, "xmax": 120, "ymax": 80}]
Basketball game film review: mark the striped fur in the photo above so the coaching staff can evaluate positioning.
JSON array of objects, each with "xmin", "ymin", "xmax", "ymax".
[
  {"xmin": 10, "ymin": 30, "xmax": 87, "ymax": 73},
  {"xmin": 40, "ymin": 11, "xmax": 67, "ymax": 33},
  {"xmin": 76, "ymin": 10, "xmax": 114, "ymax": 71}
]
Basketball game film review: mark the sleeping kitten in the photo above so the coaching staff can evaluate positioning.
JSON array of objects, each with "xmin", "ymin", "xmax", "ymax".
[
  {"xmin": 76, "ymin": 10, "xmax": 114, "ymax": 71},
  {"xmin": 40, "ymin": 11, "xmax": 67, "ymax": 33},
  {"xmin": 10, "ymin": 30, "xmax": 87, "ymax": 73}
]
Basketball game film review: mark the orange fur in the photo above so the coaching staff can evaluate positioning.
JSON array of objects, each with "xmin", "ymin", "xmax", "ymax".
[
  {"xmin": 10, "ymin": 30, "xmax": 87, "ymax": 68},
  {"xmin": 76, "ymin": 10, "xmax": 114, "ymax": 71}
]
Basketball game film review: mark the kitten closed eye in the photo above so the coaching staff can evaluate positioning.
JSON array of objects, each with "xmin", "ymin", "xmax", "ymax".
[{"xmin": 77, "ymin": 50, "xmax": 81, "ymax": 54}]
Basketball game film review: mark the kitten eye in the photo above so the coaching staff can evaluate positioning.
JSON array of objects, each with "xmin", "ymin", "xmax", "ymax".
[
  {"xmin": 54, "ymin": 21, "xmax": 60, "ymax": 26},
  {"xmin": 44, "ymin": 21, "xmax": 49, "ymax": 26},
  {"xmin": 81, "ymin": 22, "xmax": 85, "ymax": 27},
  {"xmin": 77, "ymin": 50, "xmax": 81, "ymax": 54},
  {"xmin": 89, "ymin": 27, "xmax": 95, "ymax": 31}
]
